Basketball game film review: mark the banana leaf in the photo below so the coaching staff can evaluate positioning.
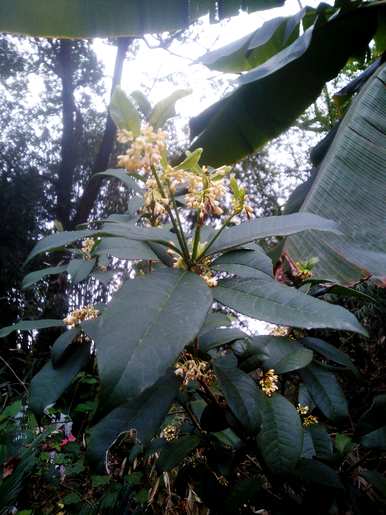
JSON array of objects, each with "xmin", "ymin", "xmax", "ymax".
[
  {"xmin": 0, "ymin": 0, "xmax": 284, "ymax": 38},
  {"xmin": 285, "ymin": 63, "xmax": 386, "ymax": 283}
]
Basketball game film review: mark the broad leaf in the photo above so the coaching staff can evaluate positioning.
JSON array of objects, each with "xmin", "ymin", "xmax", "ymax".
[
  {"xmin": 256, "ymin": 337, "xmax": 313, "ymax": 374},
  {"xmin": 300, "ymin": 337, "xmax": 359, "ymax": 376},
  {"xmin": 286, "ymin": 63, "xmax": 386, "ymax": 282},
  {"xmin": 359, "ymin": 470, "xmax": 386, "ymax": 499},
  {"xmin": 214, "ymin": 355, "xmax": 261, "ymax": 434},
  {"xmin": 148, "ymin": 90, "xmax": 191, "ymax": 129},
  {"xmin": 199, "ymin": 8, "xmax": 308, "ymax": 73},
  {"xmin": 67, "ymin": 258, "xmax": 96, "ymax": 283},
  {"xmin": 214, "ymin": 276, "xmax": 367, "ymax": 334},
  {"xmin": 207, "ymin": 213, "xmax": 340, "ymax": 255},
  {"xmin": 110, "ymin": 87, "xmax": 141, "ymax": 135},
  {"xmin": 0, "ymin": 319, "xmax": 65, "ymax": 338},
  {"xmin": 158, "ymin": 434, "xmax": 201, "ymax": 471},
  {"xmin": 51, "ymin": 327, "xmax": 82, "ymax": 367},
  {"xmin": 300, "ymin": 364, "xmax": 349, "ymax": 422},
  {"xmin": 308, "ymin": 423, "xmax": 333, "ymax": 461},
  {"xmin": 257, "ymin": 393, "xmax": 303, "ymax": 474},
  {"xmin": 361, "ymin": 426, "xmax": 386, "ymax": 450},
  {"xmin": 294, "ymin": 459, "xmax": 343, "ymax": 489},
  {"xmin": 0, "ymin": 0, "xmax": 285, "ymax": 38},
  {"xmin": 191, "ymin": 3, "xmax": 379, "ymax": 166},
  {"xmin": 96, "ymin": 169, "xmax": 143, "ymax": 193},
  {"xmin": 95, "ymin": 237, "xmax": 158, "ymax": 261},
  {"xmin": 87, "ymin": 373, "xmax": 178, "ymax": 469},
  {"xmin": 25, "ymin": 229, "xmax": 105, "ymax": 264},
  {"xmin": 199, "ymin": 327, "xmax": 247, "ymax": 352},
  {"xmin": 22, "ymin": 265, "xmax": 67, "ymax": 289},
  {"xmin": 213, "ymin": 244, "xmax": 273, "ymax": 277},
  {"xmin": 199, "ymin": 311, "xmax": 231, "ymax": 336},
  {"xmin": 30, "ymin": 344, "xmax": 91, "ymax": 415},
  {"xmin": 83, "ymin": 269, "xmax": 212, "ymax": 408}
]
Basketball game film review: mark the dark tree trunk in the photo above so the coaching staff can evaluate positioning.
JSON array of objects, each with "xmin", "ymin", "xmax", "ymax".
[
  {"xmin": 56, "ymin": 39, "xmax": 77, "ymax": 229},
  {"xmin": 70, "ymin": 37, "xmax": 133, "ymax": 228}
]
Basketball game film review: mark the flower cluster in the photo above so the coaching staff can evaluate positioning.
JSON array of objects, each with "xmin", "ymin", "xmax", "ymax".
[
  {"xmin": 63, "ymin": 305, "xmax": 100, "ymax": 328},
  {"xmin": 161, "ymin": 424, "xmax": 179, "ymax": 442},
  {"xmin": 297, "ymin": 403, "xmax": 318, "ymax": 427},
  {"xmin": 81, "ymin": 238, "xmax": 95, "ymax": 260},
  {"xmin": 185, "ymin": 166, "xmax": 229, "ymax": 221},
  {"xmin": 117, "ymin": 125, "xmax": 167, "ymax": 173},
  {"xmin": 175, "ymin": 353, "xmax": 215, "ymax": 387},
  {"xmin": 259, "ymin": 369, "xmax": 279, "ymax": 396}
]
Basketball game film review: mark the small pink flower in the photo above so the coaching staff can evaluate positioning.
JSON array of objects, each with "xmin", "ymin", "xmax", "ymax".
[{"xmin": 60, "ymin": 434, "xmax": 76, "ymax": 447}]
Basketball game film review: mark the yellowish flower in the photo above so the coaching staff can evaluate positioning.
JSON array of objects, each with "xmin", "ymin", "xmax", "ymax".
[
  {"xmin": 259, "ymin": 369, "xmax": 279, "ymax": 397},
  {"xmin": 303, "ymin": 415, "xmax": 319, "ymax": 428},
  {"xmin": 63, "ymin": 305, "xmax": 100, "ymax": 328}
]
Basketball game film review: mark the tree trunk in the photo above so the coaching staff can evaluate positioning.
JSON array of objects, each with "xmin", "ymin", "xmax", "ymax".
[
  {"xmin": 56, "ymin": 39, "xmax": 77, "ymax": 229},
  {"xmin": 70, "ymin": 37, "xmax": 133, "ymax": 228}
]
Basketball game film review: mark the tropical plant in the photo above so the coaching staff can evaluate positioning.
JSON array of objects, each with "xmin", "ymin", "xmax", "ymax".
[{"xmin": 4, "ymin": 90, "xmax": 386, "ymax": 514}]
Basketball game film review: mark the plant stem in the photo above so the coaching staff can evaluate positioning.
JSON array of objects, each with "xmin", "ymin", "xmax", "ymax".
[
  {"xmin": 191, "ymin": 216, "xmax": 201, "ymax": 261},
  {"xmin": 169, "ymin": 187, "xmax": 191, "ymax": 264},
  {"xmin": 198, "ymin": 212, "xmax": 236, "ymax": 259},
  {"xmin": 150, "ymin": 165, "xmax": 189, "ymax": 262}
]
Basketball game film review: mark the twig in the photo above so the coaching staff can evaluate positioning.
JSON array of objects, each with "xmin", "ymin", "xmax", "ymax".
[{"xmin": 0, "ymin": 354, "xmax": 28, "ymax": 394}]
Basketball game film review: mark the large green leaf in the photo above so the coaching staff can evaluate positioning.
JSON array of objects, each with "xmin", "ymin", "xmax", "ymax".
[
  {"xmin": 257, "ymin": 393, "xmax": 303, "ymax": 474},
  {"xmin": 22, "ymin": 265, "xmax": 68, "ymax": 289},
  {"xmin": 207, "ymin": 213, "xmax": 340, "ymax": 255},
  {"xmin": 30, "ymin": 344, "xmax": 91, "ymax": 415},
  {"xmin": 300, "ymin": 337, "xmax": 359, "ymax": 376},
  {"xmin": 361, "ymin": 426, "xmax": 386, "ymax": 450},
  {"xmin": 300, "ymin": 364, "xmax": 349, "ymax": 422},
  {"xmin": 191, "ymin": 4, "xmax": 380, "ymax": 166},
  {"xmin": 158, "ymin": 434, "xmax": 201, "ymax": 471},
  {"xmin": 198, "ymin": 327, "xmax": 247, "ymax": 352},
  {"xmin": 51, "ymin": 327, "xmax": 82, "ymax": 367},
  {"xmin": 95, "ymin": 237, "xmax": 158, "ymax": 261},
  {"xmin": 88, "ymin": 373, "xmax": 178, "ymax": 469},
  {"xmin": 83, "ymin": 269, "xmax": 212, "ymax": 408},
  {"xmin": 254, "ymin": 337, "xmax": 313, "ymax": 374},
  {"xmin": 213, "ymin": 244, "xmax": 273, "ymax": 277},
  {"xmin": 0, "ymin": 319, "xmax": 65, "ymax": 338},
  {"xmin": 0, "ymin": 0, "xmax": 284, "ymax": 38},
  {"xmin": 307, "ymin": 423, "xmax": 333, "ymax": 461},
  {"xmin": 199, "ymin": 7, "xmax": 309, "ymax": 73},
  {"xmin": 214, "ymin": 276, "xmax": 367, "ymax": 334},
  {"xmin": 286, "ymin": 63, "xmax": 386, "ymax": 282},
  {"xmin": 109, "ymin": 87, "xmax": 141, "ymax": 136},
  {"xmin": 67, "ymin": 258, "xmax": 96, "ymax": 283},
  {"xmin": 214, "ymin": 354, "xmax": 262, "ymax": 433},
  {"xmin": 294, "ymin": 459, "xmax": 343, "ymax": 489},
  {"xmin": 148, "ymin": 90, "xmax": 191, "ymax": 129}
]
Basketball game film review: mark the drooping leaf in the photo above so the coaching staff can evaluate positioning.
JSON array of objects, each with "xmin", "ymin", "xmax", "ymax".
[
  {"xmin": 191, "ymin": 3, "xmax": 379, "ymax": 166},
  {"xmin": 0, "ymin": 319, "xmax": 65, "ymax": 338},
  {"xmin": 30, "ymin": 343, "xmax": 91, "ymax": 415},
  {"xmin": 109, "ymin": 87, "xmax": 141, "ymax": 135},
  {"xmin": 286, "ymin": 63, "xmax": 386, "ymax": 282},
  {"xmin": 300, "ymin": 337, "xmax": 359, "ymax": 376},
  {"xmin": 25, "ymin": 229, "xmax": 106, "ymax": 264},
  {"xmin": 96, "ymin": 169, "xmax": 143, "ymax": 193},
  {"xmin": 199, "ymin": 311, "xmax": 231, "ymax": 336},
  {"xmin": 335, "ymin": 433, "xmax": 353, "ymax": 456},
  {"xmin": 257, "ymin": 393, "xmax": 303, "ymax": 474},
  {"xmin": 148, "ymin": 90, "xmax": 191, "ymax": 129},
  {"xmin": 22, "ymin": 265, "xmax": 68, "ymax": 289},
  {"xmin": 300, "ymin": 364, "xmax": 349, "ymax": 422},
  {"xmin": 83, "ymin": 269, "xmax": 212, "ymax": 409},
  {"xmin": 214, "ymin": 355, "xmax": 261, "ymax": 434},
  {"xmin": 301, "ymin": 429, "xmax": 315, "ymax": 458},
  {"xmin": 95, "ymin": 237, "xmax": 158, "ymax": 261},
  {"xmin": 88, "ymin": 373, "xmax": 178, "ymax": 469},
  {"xmin": 67, "ymin": 258, "xmax": 96, "ymax": 283},
  {"xmin": 158, "ymin": 434, "xmax": 201, "ymax": 471},
  {"xmin": 360, "ymin": 470, "xmax": 386, "ymax": 499},
  {"xmin": 308, "ymin": 423, "xmax": 333, "ymax": 461},
  {"xmin": 131, "ymin": 90, "xmax": 152, "ymax": 118},
  {"xmin": 256, "ymin": 337, "xmax": 313, "ymax": 374},
  {"xmin": 356, "ymin": 395, "xmax": 386, "ymax": 436},
  {"xmin": 199, "ymin": 327, "xmax": 247, "ymax": 353},
  {"xmin": 213, "ymin": 244, "xmax": 273, "ymax": 277},
  {"xmin": 361, "ymin": 426, "xmax": 386, "ymax": 450},
  {"xmin": 199, "ymin": 8, "xmax": 309, "ymax": 73},
  {"xmin": 0, "ymin": 0, "xmax": 285, "ymax": 38},
  {"xmin": 51, "ymin": 327, "xmax": 82, "ymax": 367},
  {"xmin": 214, "ymin": 276, "xmax": 367, "ymax": 334},
  {"xmin": 294, "ymin": 458, "xmax": 343, "ymax": 489}
]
